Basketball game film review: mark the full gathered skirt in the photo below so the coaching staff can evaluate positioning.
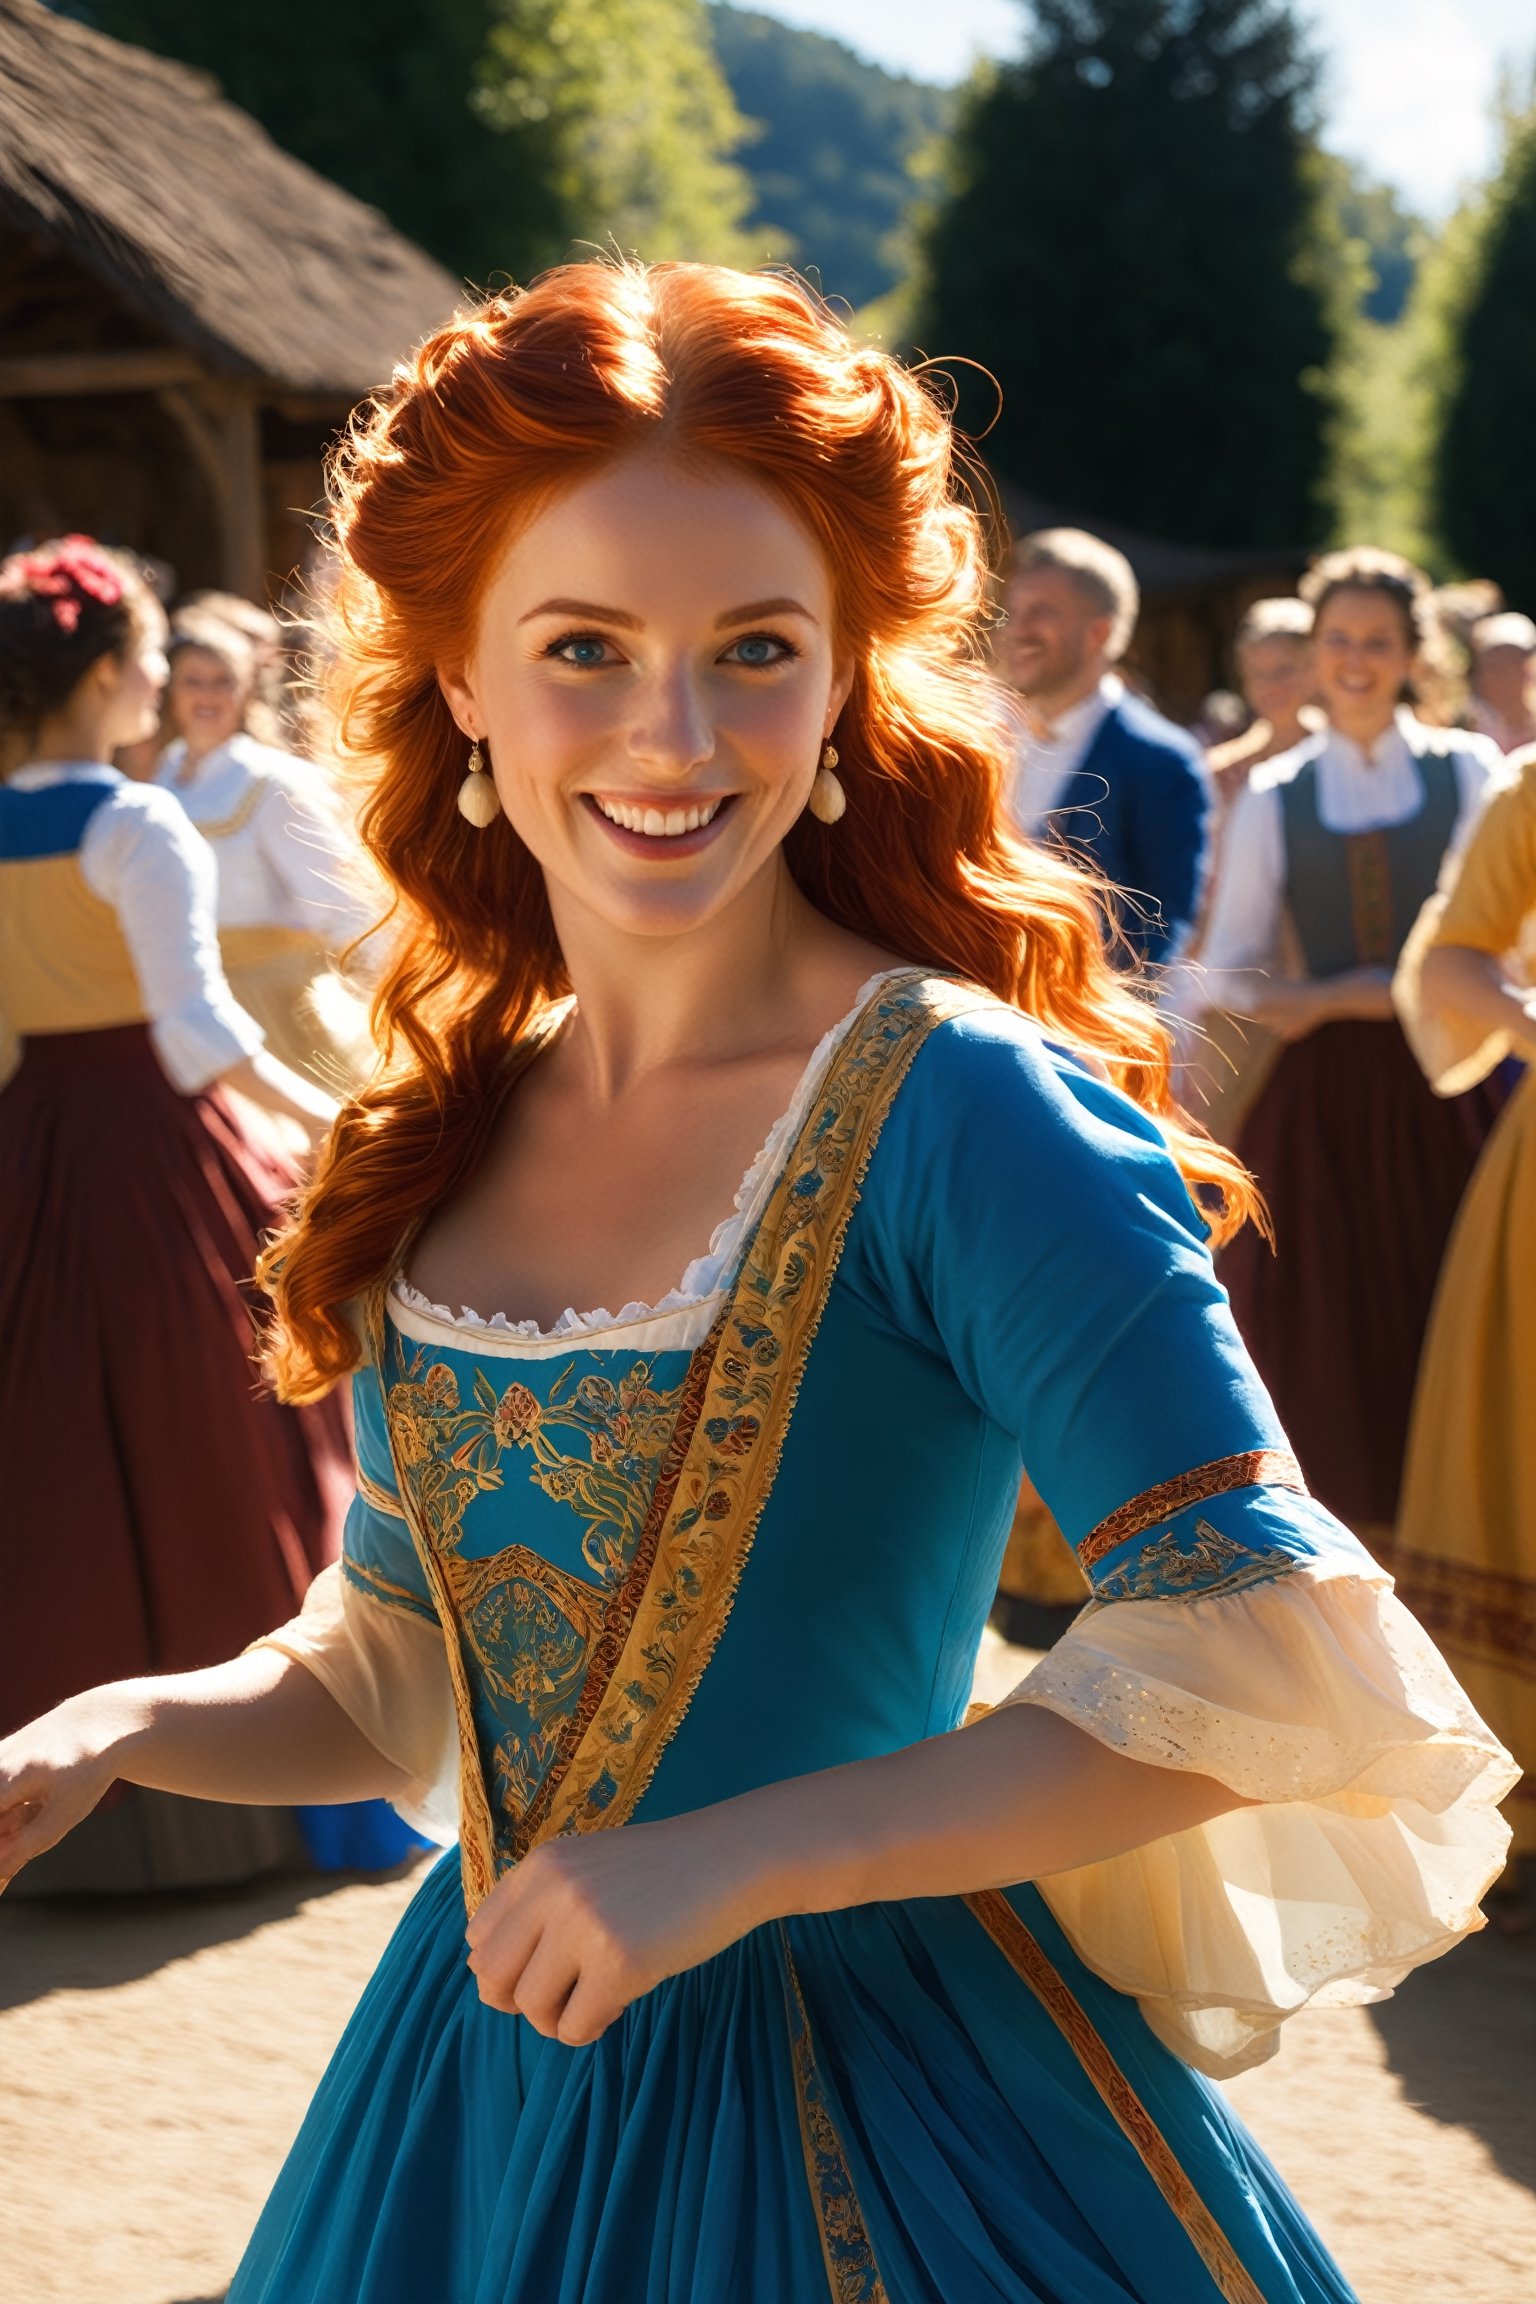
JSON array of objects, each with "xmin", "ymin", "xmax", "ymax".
[
  {"xmin": 1220, "ymin": 1018, "xmax": 1502, "ymax": 1537},
  {"xmin": 229, "ymin": 1851, "xmax": 1354, "ymax": 2304},
  {"xmin": 0, "ymin": 1025, "xmax": 355, "ymax": 1887},
  {"xmin": 1391, "ymin": 1069, "xmax": 1536, "ymax": 1853}
]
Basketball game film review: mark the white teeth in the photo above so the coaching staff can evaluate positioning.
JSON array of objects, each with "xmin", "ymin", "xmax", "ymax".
[{"xmin": 593, "ymin": 796, "xmax": 723, "ymax": 837}]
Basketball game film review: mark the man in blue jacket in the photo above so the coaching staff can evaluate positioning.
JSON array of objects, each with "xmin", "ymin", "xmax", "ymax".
[{"xmin": 1004, "ymin": 527, "xmax": 1210, "ymax": 967}]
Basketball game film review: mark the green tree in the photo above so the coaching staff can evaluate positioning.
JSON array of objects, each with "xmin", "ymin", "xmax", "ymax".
[
  {"xmin": 707, "ymin": 5, "xmax": 953, "ymax": 308},
  {"xmin": 918, "ymin": 0, "xmax": 1342, "ymax": 549},
  {"xmin": 1432, "ymin": 88, "xmax": 1536, "ymax": 604},
  {"xmin": 73, "ymin": 0, "xmax": 759, "ymax": 280},
  {"xmin": 477, "ymin": 0, "xmax": 760, "ymax": 266}
]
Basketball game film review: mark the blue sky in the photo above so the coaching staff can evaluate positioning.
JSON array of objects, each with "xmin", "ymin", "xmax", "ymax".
[{"xmin": 744, "ymin": 0, "xmax": 1536, "ymax": 217}]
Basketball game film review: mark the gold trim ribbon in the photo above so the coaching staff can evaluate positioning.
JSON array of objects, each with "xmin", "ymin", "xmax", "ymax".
[{"xmin": 966, "ymin": 1890, "xmax": 1268, "ymax": 2304}]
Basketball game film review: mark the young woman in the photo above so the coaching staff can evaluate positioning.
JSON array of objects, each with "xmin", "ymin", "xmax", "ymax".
[
  {"xmin": 0, "ymin": 538, "xmax": 360, "ymax": 1889},
  {"xmin": 156, "ymin": 610, "xmax": 378, "ymax": 1089},
  {"xmin": 0, "ymin": 277, "xmax": 1514, "ymax": 2300},
  {"xmin": 1393, "ymin": 751, "xmax": 1536, "ymax": 1914},
  {"xmin": 1192, "ymin": 549, "xmax": 1506, "ymax": 1547}
]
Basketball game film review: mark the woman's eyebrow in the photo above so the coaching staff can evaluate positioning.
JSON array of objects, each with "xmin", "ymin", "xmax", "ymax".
[
  {"xmin": 517, "ymin": 596, "xmax": 820, "ymax": 629},
  {"xmin": 518, "ymin": 598, "xmax": 642, "ymax": 628},
  {"xmin": 716, "ymin": 597, "xmax": 818, "ymax": 627}
]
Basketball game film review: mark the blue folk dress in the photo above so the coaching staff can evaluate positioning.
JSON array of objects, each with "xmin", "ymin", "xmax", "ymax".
[{"xmin": 235, "ymin": 971, "xmax": 1513, "ymax": 2304}]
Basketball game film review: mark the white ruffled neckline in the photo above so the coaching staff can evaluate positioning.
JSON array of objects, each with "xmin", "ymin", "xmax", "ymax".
[{"xmin": 392, "ymin": 968, "xmax": 908, "ymax": 1344}]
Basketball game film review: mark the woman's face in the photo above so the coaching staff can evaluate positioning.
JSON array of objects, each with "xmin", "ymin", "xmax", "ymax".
[
  {"xmin": 166, "ymin": 644, "xmax": 250, "ymax": 753},
  {"xmin": 441, "ymin": 451, "xmax": 853, "ymax": 944},
  {"xmin": 1313, "ymin": 589, "xmax": 1416, "ymax": 742},
  {"xmin": 98, "ymin": 623, "xmax": 170, "ymax": 753},
  {"xmin": 1239, "ymin": 635, "xmax": 1314, "ymax": 731}
]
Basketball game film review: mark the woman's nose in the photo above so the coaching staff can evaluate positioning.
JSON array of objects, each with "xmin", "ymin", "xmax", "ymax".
[{"xmin": 626, "ymin": 668, "xmax": 716, "ymax": 776}]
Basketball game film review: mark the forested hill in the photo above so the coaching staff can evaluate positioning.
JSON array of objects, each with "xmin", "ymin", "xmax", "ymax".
[{"xmin": 709, "ymin": 6, "xmax": 952, "ymax": 309}]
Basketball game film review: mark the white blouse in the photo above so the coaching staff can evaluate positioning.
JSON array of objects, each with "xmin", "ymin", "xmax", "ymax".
[
  {"xmin": 156, "ymin": 733, "xmax": 376, "ymax": 943},
  {"xmin": 11, "ymin": 764, "xmax": 263, "ymax": 1092},
  {"xmin": 1189, "ymin": 712, "xmax": 1496, "ymax": 1016}
]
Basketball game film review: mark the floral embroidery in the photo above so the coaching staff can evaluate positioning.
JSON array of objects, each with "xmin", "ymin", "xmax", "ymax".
[
  {"xmin": 1091, "ymin": 1518, "xmax": 1296, "ymax": 1604},
  {"xmin": 382, "ymin": 1336, "xmax": 692, "ymax": 1869},
  {"xmin": 1077, "ymin": 1449, "xmax": 1306, "ymax": 1575},
  {"xmin": 386, "ymin": 1341, "xmax": 686, "ymax": 1582},
  {"xmin": 780, "ymin": 1927, "xmax": 890, "ymax": 2303}
]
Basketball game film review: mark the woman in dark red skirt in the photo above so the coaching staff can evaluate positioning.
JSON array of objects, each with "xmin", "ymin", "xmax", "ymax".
[
  {"xmin": 1190, "ymin": 548, "xmax": 1505, "ymax": 1545},
  {"xmin": 0, "ymin": 537, "xmax": 376, "ymax": 1888}
]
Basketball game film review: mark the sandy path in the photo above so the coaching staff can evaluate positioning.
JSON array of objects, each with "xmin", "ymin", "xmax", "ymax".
[{"xmin": 3, "ymin": 1632, "xmax": 1531, "ymax": 2302}]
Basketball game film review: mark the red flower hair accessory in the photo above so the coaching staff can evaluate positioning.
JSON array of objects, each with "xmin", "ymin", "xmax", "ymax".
[{"xmin": 0, "ymin": 535, "xmax": 126, "ymax": 633}]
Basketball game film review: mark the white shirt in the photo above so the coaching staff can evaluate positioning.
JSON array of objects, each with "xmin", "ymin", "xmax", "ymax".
[
  {"xmin": 1188, "ymin": 711, "xmax": 1496, "ymax": 1016},
  {"xmin": 11, "ymin": 764, "xmax": 264, "ymax": 1091},
  {"xmin": 1009, "ymin": 673, "xmax": 1124, "ymax": 835},
  {"xmin": 156, "ymin": 733, "xmax": 375, "ymax": 943}
]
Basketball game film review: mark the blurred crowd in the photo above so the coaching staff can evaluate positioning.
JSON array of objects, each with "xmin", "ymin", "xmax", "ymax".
[{"xmin": 995, "ymin": 526, "xmax": 1536, "ymax": 1921}]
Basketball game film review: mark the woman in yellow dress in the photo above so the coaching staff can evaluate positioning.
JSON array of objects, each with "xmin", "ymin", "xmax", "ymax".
[{"xmin": 1394, "ymin": 750, "xmax": 1536, "ymax": 1902}]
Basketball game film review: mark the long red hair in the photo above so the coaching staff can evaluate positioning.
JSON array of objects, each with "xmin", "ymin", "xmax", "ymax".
[{"xmin": 264, "ymin": 260, "xmax": 1255, "ymax": 1400}]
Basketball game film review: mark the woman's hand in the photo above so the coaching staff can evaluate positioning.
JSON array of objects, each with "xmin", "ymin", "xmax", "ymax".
[
  {"xmin": 1246, "ymin": 967, "xmax": 1394, "ymax": 1041},
  {"xmin": 0, "ymin": 1692, "xmax": 135, "ymax": 1888},
  {"xmin": 464, "ymin": 1811, "xmax": 768, "ymax": 2046}
]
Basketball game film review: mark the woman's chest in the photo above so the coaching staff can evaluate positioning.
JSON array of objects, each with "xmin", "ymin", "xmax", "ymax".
[{"xmin": 410, "ymin": 1052, "xmax": 816, "ymax": 1333}]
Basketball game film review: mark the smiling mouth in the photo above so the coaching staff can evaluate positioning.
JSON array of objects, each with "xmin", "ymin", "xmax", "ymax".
[{"xmin": 588, "ymin": 794, "xmax": 731, "ymax": 840}]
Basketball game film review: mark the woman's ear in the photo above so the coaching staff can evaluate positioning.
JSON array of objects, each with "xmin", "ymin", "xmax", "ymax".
[
  {"xmin": 437, "ymin": 664, "xmax": 480, "ymax": 740},
  {"xmin": 826, "ymin": 648, "xmax": 856, "ymax": 734}
]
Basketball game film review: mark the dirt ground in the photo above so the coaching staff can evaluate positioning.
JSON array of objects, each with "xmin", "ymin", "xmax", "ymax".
[{"xmin": 3, "ymin": 1630, "xmax": 1532, "ymax": 2304}]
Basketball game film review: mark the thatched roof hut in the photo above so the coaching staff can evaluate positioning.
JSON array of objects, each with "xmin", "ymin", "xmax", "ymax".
[{"xmin": 0, "ymin": 0, "xmax": 460, "ymax": 596}]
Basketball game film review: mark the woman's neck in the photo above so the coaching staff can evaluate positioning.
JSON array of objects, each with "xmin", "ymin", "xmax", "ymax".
[
  {"xmin": 1328, "ymin": 707, "xmax": 1399, "ymax": 760},
  {"xmin": 545, "ymin": 861, "xmax": 890, "ymax": 1104},
  {"xmin": 175, "ymin": 730, "xmax": 234, "ymax": 777},
  {"xmin": 28, "ymin": 704, "xmax": 114, "ymax": 766}
]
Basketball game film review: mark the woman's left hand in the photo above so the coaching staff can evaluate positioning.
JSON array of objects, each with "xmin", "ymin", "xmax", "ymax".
[{"xmin": 464, "ymin": 1813, "xmax": 765, "ymax": 2045}]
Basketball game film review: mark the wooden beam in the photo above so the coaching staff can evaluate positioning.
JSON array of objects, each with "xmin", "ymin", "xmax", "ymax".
[
  {"xmin": 157, "ymin": 382, "xmax": 267, "ymax": 600},
  {"xmin": 0, "ymin": 347, "xmax": 210, "ymax": 398}
]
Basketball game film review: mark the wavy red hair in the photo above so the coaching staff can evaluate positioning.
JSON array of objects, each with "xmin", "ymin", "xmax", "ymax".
[{"xmin": 263, "ymin": 259, "xmax": 1256, "ymax": 1400}]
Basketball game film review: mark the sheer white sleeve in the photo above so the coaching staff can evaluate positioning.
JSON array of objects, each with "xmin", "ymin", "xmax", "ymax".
[
  {"xmin": 1003, "ymin": 1564, "xmax": 1515, "ymax": 2078},
  {"xmin": 255, "ymin": 1562, "xmax": 458, "ymax": 1844},
  {"xmin": 79, "ymin": 783, "xmax": 263, "ymax": 1091},
  {"xmin": 254, "ymin": 762, "xmax": 378, "ymax": 946}
]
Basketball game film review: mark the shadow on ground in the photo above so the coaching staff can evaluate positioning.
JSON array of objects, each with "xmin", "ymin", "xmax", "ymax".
[
  {"xmin": 1367, "ymin": 1924, "xmax": 1536, "ymax": 2193},
  {"xmin": 0, "ymin": 1865, "xmax": 403, "ymax": 2013}
]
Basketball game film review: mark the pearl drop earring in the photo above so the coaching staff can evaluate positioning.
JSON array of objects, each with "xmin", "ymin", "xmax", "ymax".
[
  {"xmin": 808, "ymin": 740, "xmax": 846, "ymax": 825},
  {"xmin": 457, "ymin": 738, "xmax": 501, "ymax": 828}
]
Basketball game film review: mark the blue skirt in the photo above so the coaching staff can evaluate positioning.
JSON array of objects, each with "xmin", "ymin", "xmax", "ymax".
[{"xmin": 229, "ymin": 1851, "xmax": 1355, "ymax": 2303}]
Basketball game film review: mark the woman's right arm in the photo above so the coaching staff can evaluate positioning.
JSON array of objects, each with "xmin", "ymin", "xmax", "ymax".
[
  {"xmin": 81, "ymin": 782, "xmax": 338, "ymax": 1140},
  {"xmin": 1417, "ymin": 942, "xmax": 1536, "ymax": 1057},
  {"xmin": 0, "ymin": 1650, "xmax": 408, "ymax": 1889}
]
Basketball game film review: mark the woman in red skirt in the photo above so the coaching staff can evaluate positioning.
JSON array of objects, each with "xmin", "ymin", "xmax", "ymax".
[
  {"xmin": 0, "ymin": 537, "xmax": 376, "ymax": 1888},
  {"xmin": 1191, "ymin": 547, "xmax": 1505, "ymax": 1546}
]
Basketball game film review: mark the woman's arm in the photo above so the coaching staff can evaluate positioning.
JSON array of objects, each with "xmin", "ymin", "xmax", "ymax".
[
  {"xmin": 464, "ymin": 1705, "xmax": 1248, "ymax": 2045},
  {"xmin": 0, "ymin": 1650, "xmax": 407, "ymax": 1888},
  {"xmin": 1416, "ymin": 942, "xmax": 1536, "ymax": 1061},
  {"xmin": 222, "ymin": 1047, "xmax": 338, "ymax": 1135},
  {"xmin": 1241, "ymin": 964, "xmax": 1395, "ymax": 1039}
]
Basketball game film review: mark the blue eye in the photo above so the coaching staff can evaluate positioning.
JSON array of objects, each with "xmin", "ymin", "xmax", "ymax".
[
  {"xmin": 557, "ymin": 634, "xmax": 610, "ymax": 667},
  {"xmin": 726, "ymin": 633, "xmax": 794, "ymax": 667}
]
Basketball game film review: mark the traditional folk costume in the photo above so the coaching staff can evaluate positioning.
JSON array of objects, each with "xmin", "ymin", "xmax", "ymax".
[
  {"xmin": 1393, "ymin": 755, "xmax": 1536, "ymax": 1858},
  {"xmin": 233, "ymin": 972, "xmax": 1511, "ymax": 2303},
  {"xmin": 1197, "ymin": 713, "xmax": 1504, "ymax": 1545},
  {"xmin": 156, "ymin": 732, "xmax": 377, "ymax": 1091},
  {"xmin": 0, "ymin": 765, "xmax": 400, "ymax": 1889}
]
